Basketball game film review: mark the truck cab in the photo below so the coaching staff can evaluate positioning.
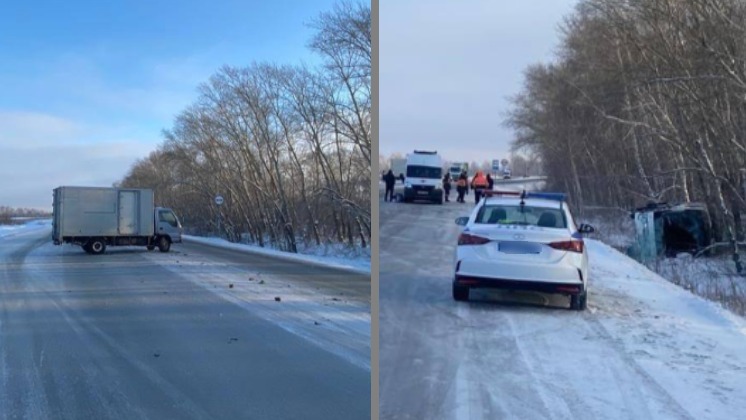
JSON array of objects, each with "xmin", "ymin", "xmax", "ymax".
[{"xmin": 156, "ymin": 207, "xmax": 183, "ymax": 244}]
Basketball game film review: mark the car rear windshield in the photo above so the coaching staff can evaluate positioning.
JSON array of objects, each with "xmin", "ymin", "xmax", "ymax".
[
  {"xmin": 407, "ymin": 165, "xmax": 442, "ymax": 179},
  {"xmin": 475, "ymin": 205, "xmax": 567, "ymax": 228}
]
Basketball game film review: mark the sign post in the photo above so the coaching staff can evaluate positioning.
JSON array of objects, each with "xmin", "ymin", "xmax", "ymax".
[{"xmin": 215, "ymin": 195, "xmax": 224, "ymax": 237}]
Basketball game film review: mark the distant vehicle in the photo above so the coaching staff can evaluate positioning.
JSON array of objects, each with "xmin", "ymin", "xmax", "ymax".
[
  {"xmin": 403, "ymin": 150, "xmax": 443, "ymax": 204},
  {"xmin": 502, "ymin": 168, "xmax": 512, "ymax": 179},
  {"xmin": 52, "ymin": 186, "xmax": 183, "ymax": 254},
  {"xmin": 449, "ymin": 162, "xmax": 468, "ymax": 181},
  {"xmin": 452, "ymin": 190, "xmax": 595, "ymax": 310},
  {"xmin": 390, "ymin": 158, "xmax": 407, "ymax": 183}
]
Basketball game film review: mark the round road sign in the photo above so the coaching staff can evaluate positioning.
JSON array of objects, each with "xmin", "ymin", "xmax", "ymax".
[{"xmin": 215, "ymin": 195, "xmax": 224, "ymax": 206}]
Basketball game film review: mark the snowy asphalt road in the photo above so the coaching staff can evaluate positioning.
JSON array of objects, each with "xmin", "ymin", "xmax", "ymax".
[
  {"xmin": 0, "ymin": 224, "xmax": 370, "ymax": 419},
  {"xmin": 379, "ymin": 199, "xmax": 746, "ymax": 420}
]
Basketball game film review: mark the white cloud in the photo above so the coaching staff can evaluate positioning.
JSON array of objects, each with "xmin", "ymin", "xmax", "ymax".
[
  {"xmin": 0, "ymin": 142, "xmax": 157, "ymax": 210},
  {"xmin": 0, "ymin": 111, "xmax": 159, "ymax": 209},
  {"xmin": 0, "ymin": 111, "xmax": 83, "ymax": 148}
]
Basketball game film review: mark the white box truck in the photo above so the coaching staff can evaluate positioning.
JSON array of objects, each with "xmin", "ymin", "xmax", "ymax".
[
  {"xmin": 52, "ymin": 186, "xmax": 183, "ymax": 254},
  {"xmin": 403, "ymin": 150, "xmax": 444, "ymax": 204}
]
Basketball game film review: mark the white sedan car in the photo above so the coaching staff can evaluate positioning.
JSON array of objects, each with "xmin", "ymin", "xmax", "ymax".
[{"xmin": 453, "ymin": 191, "xmax": 595, "ymax": 310}]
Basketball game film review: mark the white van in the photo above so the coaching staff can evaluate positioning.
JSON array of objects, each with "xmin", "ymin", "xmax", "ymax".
[{"xmin": 403, "ymin": 150, "xmax": 443, "ymax": 204}]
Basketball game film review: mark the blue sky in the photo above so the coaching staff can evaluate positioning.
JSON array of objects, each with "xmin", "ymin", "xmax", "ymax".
[{"xmin": 0, "ymin": 0, "xmax": 336, "ymax": 209}]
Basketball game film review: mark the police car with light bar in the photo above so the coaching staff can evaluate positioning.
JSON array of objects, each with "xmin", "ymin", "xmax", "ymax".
[{"xmin": 452, "ymin": 190, "xmax": 595, "ymax": 310}]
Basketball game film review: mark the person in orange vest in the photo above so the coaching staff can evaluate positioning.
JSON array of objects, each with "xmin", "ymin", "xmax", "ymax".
[{"xmin": 471, "ymin": 170, "xmax": 488, "ymax": 204}]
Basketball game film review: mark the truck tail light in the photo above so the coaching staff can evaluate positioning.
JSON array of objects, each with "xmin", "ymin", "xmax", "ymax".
[
  {"xmin": 548, "ymin": 240, "xmax": 584, "ymax": 253},
  {"xmin": 458, "ymin": 233, "xmax": 490, "ymax": 246}
]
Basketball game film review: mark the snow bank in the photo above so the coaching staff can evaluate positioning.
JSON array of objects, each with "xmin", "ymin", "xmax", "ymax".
[
  {"xmin": 183, "ymin": 235, "xmax": 370, "ymax": 275},
  {"xmin": 587, "ymin": 239, "xmax": 746, "ymax": 419}
]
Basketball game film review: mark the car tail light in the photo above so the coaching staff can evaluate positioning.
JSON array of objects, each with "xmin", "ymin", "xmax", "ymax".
[
  {"xmin": 548, "ymin": 240, "xmax": 584, "ymax": 253},
  {"xmin": 458, "ymin": 233, "xmax": 490, "ymax": 246}
]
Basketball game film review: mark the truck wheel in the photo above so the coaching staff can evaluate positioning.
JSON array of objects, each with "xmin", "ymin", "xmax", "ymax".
[
  {"xmin": 157, "ymin": 237, "xmax": 171, "ymax": 253},
  {"xmin": 89, "ymin": 239, "xmax": 106, "ymax": 255}
]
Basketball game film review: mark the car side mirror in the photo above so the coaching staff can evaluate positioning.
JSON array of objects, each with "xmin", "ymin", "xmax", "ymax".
[
  {"xmin": 455, "ymin": 217, "xmax": 469, "ymax": 226},
  {"xmin": 579, "ymin": 224, "xmax": 595, "ymax": 234}
]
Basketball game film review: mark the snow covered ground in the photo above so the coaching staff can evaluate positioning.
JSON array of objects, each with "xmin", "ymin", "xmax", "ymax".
[
  {"xmin": 183, "ymin": 235, "xmax": 370, "ymax": 274},
  {"xmin": 380, "ymin": 201, "xmax": 746, "ymax": 419},
  {"xmin": 0, "ymin": 221, "xmax": 370, "ymax": 418},
  {"xmin": 0, "ymin": 219, "xmax": 51, "ymax": 238},
  {"xmin": 142, "ymin": 245, "xmax": 371, "ymax": 371},
  {"xmin": 0, "ymin": 220, "xmax": 370, "ymax": 371}
]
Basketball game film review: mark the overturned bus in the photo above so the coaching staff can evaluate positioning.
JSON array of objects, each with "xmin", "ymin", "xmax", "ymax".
[{"xmin": 631, "ymin": 202, "xmax": 711, "ymax": 262}]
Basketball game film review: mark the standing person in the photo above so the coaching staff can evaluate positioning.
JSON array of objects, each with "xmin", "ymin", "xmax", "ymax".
[
  {"xmin": 457, "ymin": 173, "xmax": 467, "ymax": 203},
  {"xmin": 486, "ymin": 173, "xmax": 494, "ymax": 191},
  {"xmin": 442, "ymin": 173, "xmax": 452, "ymax": 202},
  {"xmin": 383, "ymin": 170, "xmax": 396, "ymax": 202},
  {"xmin": 471, "ymin": 170, "xmax": 488, "ymax": 204}
]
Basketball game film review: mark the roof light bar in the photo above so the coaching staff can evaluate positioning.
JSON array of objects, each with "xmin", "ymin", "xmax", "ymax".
[
  {"xmin": 526, "ymin": 192, "xmax": 567, "ymax": 202},
  {"xmin": 483, "ymin": 190, "xmax": 521, "ymax": 197},
  {"xmin": 482, "ymin": 190, "xmax": 567, "ymax": 202}
]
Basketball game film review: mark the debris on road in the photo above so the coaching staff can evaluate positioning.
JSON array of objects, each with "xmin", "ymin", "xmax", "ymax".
[{"xmin": 274, "ymin": 297, "xmax": 281, "ymax": 302}]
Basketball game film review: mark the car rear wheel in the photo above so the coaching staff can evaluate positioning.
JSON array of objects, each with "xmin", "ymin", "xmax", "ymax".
[
  {"xmin": 453, "ymin": 284, "xmax": 469, "ymax": 301},
  {"xmin": 570, "ymin": 292, "xmax": 587, "ymax": 311}
]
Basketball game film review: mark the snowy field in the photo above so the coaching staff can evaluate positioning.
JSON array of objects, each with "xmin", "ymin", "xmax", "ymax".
[{"xmin": 0, "ymin": 218, "xmax": 51, "ymax": 238}]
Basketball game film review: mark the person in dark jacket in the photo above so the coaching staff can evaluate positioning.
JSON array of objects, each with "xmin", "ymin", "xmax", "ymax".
[
  {"xmin": 383, "ymin": 170, "xmax": 397, "ymax": 202},
  {"xmin": 456, "ymin": 173, "xmax": 468, "ymax": 203},
  {"xmin": 443, "ymin": 173, "xmax": 452, "ymax": 202},
  {"xmin": 486, "ymin": 173, "xmax": 494, "ymax": 191}
]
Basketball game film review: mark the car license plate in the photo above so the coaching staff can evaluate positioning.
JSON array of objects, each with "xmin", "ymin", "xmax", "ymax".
[{"xmin": 498, "ymin": 241, "xmax": 541, "ymax": 254}]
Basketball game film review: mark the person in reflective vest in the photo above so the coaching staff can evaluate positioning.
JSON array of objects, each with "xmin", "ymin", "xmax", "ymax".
[{"xmin": 471, "ymin": 170, "xmax": 488, "ymax": 204}]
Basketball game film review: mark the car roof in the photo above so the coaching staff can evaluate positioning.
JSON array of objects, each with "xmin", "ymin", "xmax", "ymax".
[{"xmin": 482, "ymin": 196, "xmax": 564, "ymax": 209}]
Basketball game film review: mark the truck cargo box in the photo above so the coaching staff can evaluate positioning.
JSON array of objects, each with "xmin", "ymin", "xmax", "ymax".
[{"xmin": 52, "ymin": 186, "xmax": 155, "ymax": 243}]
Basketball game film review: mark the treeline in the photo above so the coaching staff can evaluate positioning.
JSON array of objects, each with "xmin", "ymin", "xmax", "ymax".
[
  {"xmin": 0, "ymin": 207, "xmax": 51, "ymax": 217},
  {"xmin": 507, "ymin": 0, "xmax": 746, "ymax": 244},
  {"xmin": 0, "ymin": 207, "xmax": 51, "ymax": 225},
  {"xmin": 119, "ymin": 1, "xmax": 370, "ymax": 252}
]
